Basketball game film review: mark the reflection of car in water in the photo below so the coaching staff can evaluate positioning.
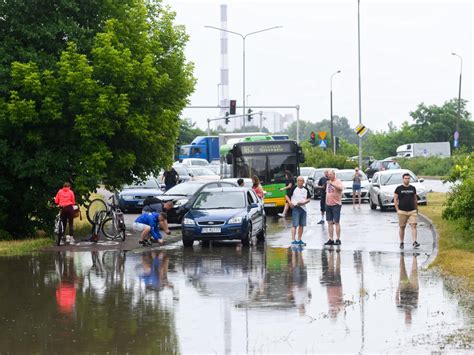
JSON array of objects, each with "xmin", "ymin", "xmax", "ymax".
[{"xmin": 181, "ymin": 246, "xmax": 266, "ymax": 303}]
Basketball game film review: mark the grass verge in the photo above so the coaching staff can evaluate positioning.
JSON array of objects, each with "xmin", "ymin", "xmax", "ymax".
[
  {"xmin": 420, "ymin": 192, "xmax": 474, "ymax": 292},
  {"xmin": 0, "ymin": 238, "xmax": 53, "ymax": 257}
]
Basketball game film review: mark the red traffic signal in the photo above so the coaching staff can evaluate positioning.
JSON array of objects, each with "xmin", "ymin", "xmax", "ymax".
[
  {"xmin": 229, "ymin": 100, "xmax": 236, "ymax": 115},
  {"xmin": 310, "ymin": 131, "xmax": 316, "ymax": 140}
]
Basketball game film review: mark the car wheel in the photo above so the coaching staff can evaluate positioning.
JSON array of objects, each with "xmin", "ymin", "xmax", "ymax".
[
  {"xmin": 241, "ymin": 224, "xmax": 251, "ymax": 247},
  {"xmin": 378, "ymin": 196, "xmax": 387, "ymax": 211},
  {"xmin": 183, "ymin": 239, "xmax": 194, "ymax": 247},
  {"xmin": 369, "ymin": 195, "xmax": 377, "ymax": 210},
  {"xmin": 256, "ymin": 219, "xmax": 266, "ymax": 243},
  {"xmin": 201, "ymin": 240, "xmax": 210, "ymax": 247}
]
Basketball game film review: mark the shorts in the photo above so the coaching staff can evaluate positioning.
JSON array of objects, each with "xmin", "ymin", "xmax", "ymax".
[
  {"xmin": 352, "ymin": 184, "xmax": 361, "ymax": 192},
  {"xmin": 292, "ymin": 207, "xmax": 307, "ymax": 227},
  {"xmin": 133, "ymin": 222, "xmax": 148, "ymax": 232},
  {"xmin": 326, "ymin": 204, "xmax": 342, "ymax": 223},
  {"xmin": 397, "ymin": 210, "xmax": 417, "ymax": 227},
  {"xmin": 320, "ymin": 196, "xmax": 326, "ymax": 212}
]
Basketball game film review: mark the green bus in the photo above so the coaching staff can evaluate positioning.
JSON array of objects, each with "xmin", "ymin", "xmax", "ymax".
[{"xmin": 222, "ymin": 139, "xmax": 304, "ymax": 211}]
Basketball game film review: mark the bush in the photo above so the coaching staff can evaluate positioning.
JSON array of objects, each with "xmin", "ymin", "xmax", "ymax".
[
  {"xmin": 397, "ymin": 156, "xmax": 454, "ymax": 177},
  {"xmin": 301, "ymin": 142, "xmax": 357, "ymax": 169},
  {"xmin": 443, "ymin": 153, "xmax": 474, "ymax": 232}
]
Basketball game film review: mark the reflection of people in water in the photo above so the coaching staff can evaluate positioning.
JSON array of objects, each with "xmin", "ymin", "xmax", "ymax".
[
  {"xmin": 140, "ymin": 251, "xmax": 173, "ymax": 291},
  {"xmin": 320, "ymin": 249, "xmax": 344, "ymax": 320},
  {"xmin": 287, "ymin": 248, "xmax": 311, "ymax": 315},
  {"xmin": 55, "ymin": 253, "xmax": 79, "ymax": 315},
  {"xmin": 395, "ymin": 253, "xmax": 419, "ymax": 324}
]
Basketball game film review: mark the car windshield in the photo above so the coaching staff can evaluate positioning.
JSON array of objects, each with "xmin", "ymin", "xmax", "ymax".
[
  {"xmin": 193, "ymin": 191, "xmax": 246, "ymax": 209},
  {"xmin": 162, "ymin": 182, "xmax": 202, "ymax": 196},
  {"xmin": 314, "ymin": 170, "xmax": 326, "ymax": 180},
  {"xmin": 382, "ymin": 161, "xmax": 401, "ymax": 169},
  {"xmin": 123, "ymin": 178, "xmax": 159, "ymax": 189},
  {"xmin": 190, "ymin": 160, "xmax": 209, "ymax": 166},
  {"xmin": 336, "ymin": 171, "xmax": 368, "ymax": 181},
  {"xmin": 173, "ymin": 166, "xmax": 187, "ymax": 175},
  {"xmin": 300, "ymin": 167, "xmax": 314, "ymax": 176},
  {"xmin": 189, "ymin": 168, "xmax": 216, "ymax": 176},
  {"xmin": 380, "ymin": 173, "xmax": 417, "ymax": 186}
]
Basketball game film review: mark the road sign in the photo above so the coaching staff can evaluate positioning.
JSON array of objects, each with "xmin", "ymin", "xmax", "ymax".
[
  {"xmin": 318, "ymin": 131, "xmax": 327, "ymax": 140},
  {"xmin": 454, "ymin": 131, "xmax": 459, "ymax": 140},
  {"xmin": 319, "ymin": 140, "xmax": 327, "ymax": 148},
  {"xmin": 354, "ymin": 123, "xmax": 367, "ymax": 137}
]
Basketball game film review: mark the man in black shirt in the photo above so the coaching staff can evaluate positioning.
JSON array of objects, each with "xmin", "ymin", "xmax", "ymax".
[
  {"xmin": 316, "ymin": 170, "xmax": 329, "ymax": 224},
  {"xmin": 162, "ymin": 167, "xmax": 179, "ymax": 191},
  {"xmin": 394, "ymin": 173, "xmax": 419, "ymax": 249}
]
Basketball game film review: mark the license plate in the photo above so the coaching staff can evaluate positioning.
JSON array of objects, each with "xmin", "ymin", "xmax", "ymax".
[
  {"xmin": 202, "ymin": 227, "xmax": 221, "ymax": 233},
  {"xmin": 264, "ymin": 203, "xmax": 276, "ymax": 207}
]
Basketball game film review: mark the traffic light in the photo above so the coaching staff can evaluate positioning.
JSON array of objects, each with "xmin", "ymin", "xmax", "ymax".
[
  {"xmin": 229, "ymin": 100, "xmax": 236, "ymax": 115},
  {"xmin": 247, "ymin": 108, "xmax": 253, "ymax": 122},
  {"xmin": 335, "ymin": 136, "xmax": 340, "ymax": 150},
  {"xmin": 225, "ymin": 112, "xmax": 230, "ymax": 124},
  {"xmin": 309, "ymin": 131, "xmax": 316, "ymax": 146}
]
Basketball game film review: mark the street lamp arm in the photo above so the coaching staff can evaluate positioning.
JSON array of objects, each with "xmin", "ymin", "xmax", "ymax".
[
  {"xmin": 204, "ymin": 25, "xmax": 244, "ymax": 38},
  {"xmin": 451, "ymin": 52, "xmax": 463, "ymax": 72},
  {"xmin": 244, "ymin": 26, "xmax": 283, "ymax": 38},
  {"xmin": 330, "ymin": 70, "xmax": 341, "ymax": 91}
]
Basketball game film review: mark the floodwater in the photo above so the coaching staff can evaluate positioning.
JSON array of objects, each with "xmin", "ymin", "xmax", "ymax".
[{"xmin": 0, "ymin": 202, "xmax": 472, "ymax": 353}]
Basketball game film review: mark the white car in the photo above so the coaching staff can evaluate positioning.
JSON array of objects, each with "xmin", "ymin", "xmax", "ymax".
[
  {"xmin": 368, "ymin": 169, "xmax": 428, "ymax": 211},
  {"xmin": 221, "ymin": 177, "xmax": 254, "ymax": 188},
  {"xmin": 335, "ymin": 169, "xmax": 370, "ymax": 203},
  {"xmin": 180, "ymin": 158, "xmax": 210, "ymax": 167},
  {"xmin": 187, "ymin": 167, "xmax": 220, "ymax": 181},
  {"xmin": 300, "ymin": 167, "xmax": 316, "ymax": 184}
]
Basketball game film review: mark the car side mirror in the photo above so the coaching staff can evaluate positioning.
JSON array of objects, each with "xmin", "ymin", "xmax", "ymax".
[
  {"xmin": 250, "ymin": 203, "xmax": 259, "ymax": 209},
  {"xmin": 419, "ymin": 178, "xmax": 424, "ymax": 183},
  {"xmin": 307, "ymin": 177, "xmax": 313, "ymax": 181}
]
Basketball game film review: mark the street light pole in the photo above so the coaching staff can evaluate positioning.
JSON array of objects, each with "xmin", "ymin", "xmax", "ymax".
[
  {"xmin": 357, "ymin": 0, "xmax": 363, "ymax": 168},
  {"xmin": 205, "ymin": 25, "xmax": 282, "ymax": 130},
  {"xmin": 330, "ymin": 70, "xmax": 341, "ymax": 154},
  {"xmin": 451, "ymin": 52, "xmax": 463, "ymax": 145}
]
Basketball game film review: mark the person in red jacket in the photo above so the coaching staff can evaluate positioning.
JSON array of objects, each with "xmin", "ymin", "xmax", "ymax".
[{"xmin": 55, "ymin": 182, "xmax": 76, "ymax": 244}]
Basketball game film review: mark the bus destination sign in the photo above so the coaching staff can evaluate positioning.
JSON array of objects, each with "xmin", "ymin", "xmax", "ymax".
[{"xmin": 240, "ymin": 143, "xmax": 293, "ymax": 155}]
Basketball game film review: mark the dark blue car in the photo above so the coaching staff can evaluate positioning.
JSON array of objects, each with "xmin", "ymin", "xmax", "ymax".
[{"xmin": 181, "ymin": 187, "xmax": 266, "ymax": 247}]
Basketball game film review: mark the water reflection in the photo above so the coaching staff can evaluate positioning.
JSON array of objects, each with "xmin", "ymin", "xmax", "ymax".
[
  {"xmin": 288, "ymin": 247, "xmax": 311, "ymax": 315},
  {"xmin": 138, "ymin": 251, "xmax": 173, "ymax": 291},
  {"xmin": 55, "ymin": 252, "xmax": 79, "ymax": 316},
  {"xmin": 320, "ymin": 248, "xmax": 344, "ymax": 319},
  {"xmin": 396, "ymin": 253, "xmax": 419, "ymax": 324}
]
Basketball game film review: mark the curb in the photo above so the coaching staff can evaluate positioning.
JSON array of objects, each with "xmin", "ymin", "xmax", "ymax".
[{"xmin": 418, "ymin": 212, "xmax": 439, "ymax": 269}]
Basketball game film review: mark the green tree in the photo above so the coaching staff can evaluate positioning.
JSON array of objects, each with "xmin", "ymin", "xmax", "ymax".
[
  {"xmin": 175, "ymin": 118, "xmax": 206, "ymax": 156},
  {"xmin": 0, "ymin": 0, "xmax": 195, "ymax": 238}
]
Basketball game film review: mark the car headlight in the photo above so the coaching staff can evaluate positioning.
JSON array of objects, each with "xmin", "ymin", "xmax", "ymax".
[
  {"xmin": 120, "ymin": 194, "xmax": 133, "ymax": 201},
  {"xmin": 228, "ymin": 216, "xmax": 243, "ymax": 224},
  {"xmin": 381, "ymin": 191, "xmax": 394, "ymax": 198},
  {"xmin": 174, "ymin": 199, "xmax": 189, "ymax": 207},
  {"xmin": 183, "ymin": 218, "xmax": 195, "ymax": 225}
]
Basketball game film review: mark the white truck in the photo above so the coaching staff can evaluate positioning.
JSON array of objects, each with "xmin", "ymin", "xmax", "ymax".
[{"xmin": 396, "ymin": 142, "xmax": 451, "ymax": 158}]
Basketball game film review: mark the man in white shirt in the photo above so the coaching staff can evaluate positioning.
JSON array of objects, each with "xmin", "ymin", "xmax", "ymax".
[{"xmin": 285, "ymin": 176, "xmax": 311, "ymax": 246}]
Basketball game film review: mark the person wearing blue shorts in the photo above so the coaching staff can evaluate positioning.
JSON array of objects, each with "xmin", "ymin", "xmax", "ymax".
[
  {"xmin": 352, "ymin": 167, "xmax": 362, "ymax": 208},
  {"xmin": 286, "ymin": 176, "xmax": 311, "ymax": 246}
]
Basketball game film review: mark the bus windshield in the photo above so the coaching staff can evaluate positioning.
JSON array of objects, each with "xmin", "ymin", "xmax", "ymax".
[{"xmin": 234, "ymin": 154, "xmax": 297, "ymax": 183}]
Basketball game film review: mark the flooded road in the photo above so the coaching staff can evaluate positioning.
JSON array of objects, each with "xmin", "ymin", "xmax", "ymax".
[{"xmin": 0, "ymin": 201, "xmax": 472, "ymax": 353}]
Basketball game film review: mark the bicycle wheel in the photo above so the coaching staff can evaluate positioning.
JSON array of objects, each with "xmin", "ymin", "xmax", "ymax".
[
  {"xmin": 86, "ymin": 198, "xmax": 107, "ymax": 224},
  {"xmin": 102, "ymin": 217, "xmax": 122, "ymax": 240},
  {"xmin": 55, "ymin": 219, "xmax": 63, "ymax": 246}
]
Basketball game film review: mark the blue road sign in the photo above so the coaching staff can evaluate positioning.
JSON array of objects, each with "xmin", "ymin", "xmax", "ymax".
[{"xmin": 319, "ymin": 140, "xmax": 327, "ymax": 148}]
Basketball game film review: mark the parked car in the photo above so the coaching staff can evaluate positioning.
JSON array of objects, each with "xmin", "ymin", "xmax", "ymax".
[
  {"xmin": 299, "ymin": 167, "xmax": 316, "ymax": 184},
  {"xmin": 368, "ymin": 169, "xmax": 428, "ymax": 211},
  {"xmin": 305, "ymin": 168, "xmax": 336, "ymax": 199},
  {"xmin": 172, "ymin": 164, "xmax": 193, "ymax": 184},
  {"xmin": 116, "ymin": 177, "xmax": 163, "ymax": 212},
  {"xmin": 179, "ymin": 158, "xmax": 210, "ymax": 167},
  {"xmin": 187, "ymin": 167, "xmax": 220, "ymax": 181},
  {"xmin": 181, "ymin": 187, "xmax": 266, "ymax": 247},
  {"xmin": 158, "ymin": 180, "xmax": 238, "ymax": 224},
  {"xmin": 206, "ymin": 163, "xmax": 221, "ymax": 175},
  {"xmin": 365, "ymin": 159, "xmax": 400, "ymax": 179},
  {"xmin": 335, "ymin": 169, "xmax": 370, "ymax": 203}
]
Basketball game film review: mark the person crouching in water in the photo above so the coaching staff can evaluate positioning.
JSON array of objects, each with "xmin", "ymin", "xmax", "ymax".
[{"xmin": 134, "ymin": 212, "xmax": 168, "ymax": 247}]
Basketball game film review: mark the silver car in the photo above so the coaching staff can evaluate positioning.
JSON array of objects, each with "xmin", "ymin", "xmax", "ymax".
[{"xmin": 368, "ymin": 169, "xmax": 428, "ymax": 211}]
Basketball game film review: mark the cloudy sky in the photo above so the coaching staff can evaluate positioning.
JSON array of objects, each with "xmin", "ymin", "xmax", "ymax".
[{"xmin": 166, "ymin": 0, "xmax": 472, "ymax": 134}]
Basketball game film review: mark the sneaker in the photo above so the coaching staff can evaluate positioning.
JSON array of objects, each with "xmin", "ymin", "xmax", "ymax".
[
  {"xmin": 139, "ymin": 240, "xmax": 149, "ymax": 247},
  {"xmin": 65, "ymin": 235, "xmax": 71, "ymax": 243},
  {"xmin": 297, "ymin": 240, "xmax": 305, "ymax": 246},
  {"xmin": 335, "ymin": 239, "xmax": 341, "ymax": 245},
  {"xmin": 317, "ymin": 220, "xmax": 325, "ymax": 225},
  {"xmin": 324, "ymin": 239, "xmax": 334, "ymax": 246},
  {"xmin": 399, "ymin": 243, "xmax": 404, "ymax": 249},
  {"xmin": 69, "ymin": 237, "xmax": 75, "ymax": 245},
  {"xmin": 413, "ymin": 241, "xmax": 420, "ymax": 248},
  {"xmin": 291, "ymin": 240, "xmax": 298, "ymax": 245},
  {"xmin": 278, "ymin": 213, "xmax": 286, "ymax": 218}
]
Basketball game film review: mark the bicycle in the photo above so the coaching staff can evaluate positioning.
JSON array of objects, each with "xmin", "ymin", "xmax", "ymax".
[
  {"xmin": 54, "ymin": 211, "xmax": 64, "ymax": 246},
  {"xmin": 86, "ymin": 196, "xmax": 126, "ymax": 241}
]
